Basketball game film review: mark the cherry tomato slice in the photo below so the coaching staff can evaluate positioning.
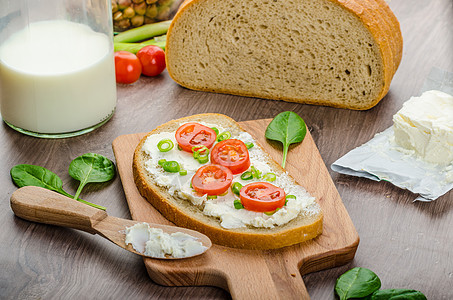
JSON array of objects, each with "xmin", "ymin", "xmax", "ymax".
[
  {"xmin": 114, "ymin": 51, "xmax": 142, "ymax": 84},
  {"xmin": 210, "ymin": 139, "xmax": 250, "ymax": 174},
  {"xmin": 136, "ymin": 45, "xmax": 166, "ymax": 77},
  {"xmin": 191, "ymin": 164, "xmax": 233, "ymax": 195},
  {"xmin": 240, "ymin": 182, "xmax": 286, "ymax": 212},
  {"xmin": 175, "ymin": 123, "xmax": 217, "ymax": 153}
]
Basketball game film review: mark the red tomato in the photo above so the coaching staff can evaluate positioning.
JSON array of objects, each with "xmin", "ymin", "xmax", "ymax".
[
  {"xmin": 175, "ymin": 123, "xmax": 217, "ymax": 153},
  {"xmin": 191, "ymin": 164, "xmax": 233, "ymax": 195},
  {"xmin": 240, "ymin": 182, "xmax": 286, "ymax": 212},
  {"xmin": 136, "ymin": 45, "xmax": 166, "ymax": 76},
  {"xmin": 210, "ymin": 139, "xmax": 250, "ymax": 174},
  {"xmin": 114, "ymin": 51, "xmax": 142, "ymax": 84}
]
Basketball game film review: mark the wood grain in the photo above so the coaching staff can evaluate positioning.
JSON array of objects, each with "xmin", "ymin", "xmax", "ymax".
[
  {"xmin": 112, "ymin": 119, "xmax": 359, "ymax": 299},
  {"xmin": 1, "ymin": 1, "xmax": 452, "ymax": 299}
]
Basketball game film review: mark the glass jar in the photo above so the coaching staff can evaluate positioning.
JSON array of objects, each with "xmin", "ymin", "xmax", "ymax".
[{"xmin": 0, "ymin": 0, "xmax": 117, "ymax": 138}]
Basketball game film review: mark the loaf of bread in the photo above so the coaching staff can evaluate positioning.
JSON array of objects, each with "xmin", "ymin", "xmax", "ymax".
[
  {"xmin": 133, "ymin": 114, "xmax": 323, "ymax": 249},
  {"xmin": 166, "ymin": 0, "xmax": 402, "ymax": 110}
]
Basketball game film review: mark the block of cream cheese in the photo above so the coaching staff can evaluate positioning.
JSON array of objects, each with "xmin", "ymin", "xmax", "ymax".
[{"xmin": 393, "ymin": 90, "xmax": 453, "ymax": 165}]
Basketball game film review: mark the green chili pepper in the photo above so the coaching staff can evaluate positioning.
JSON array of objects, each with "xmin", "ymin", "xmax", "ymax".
[
  {"xmin": 241, "ymin": 171, "xmax": 253, "ymax": 180},
  {"xmin": 157, "ymin": 139, "xmax": 174, "ymax": 152},
  {"xmin": 162, "ymin": 161, "xmax": 180, "ymax": 173},
  {"xmin": 192, "ymin": 145, "xmax": 210, "ymax": 164},
  {"xmin": 245, "ymin": 142, "xmax": 254, "ymax": 149},
  {"xmin": 217, "ymin": 131, "xmax": 231, "ymax": 142},
  {"xmin": 179, "ymin": 170, "xmax": 187, "ymax": 176},
  {"xmin": 158, "ymin": 159, "xmax": 166, "ymax": 166},
  {"xmin": 207, "ymin": 195, "xmax": 217, "ymax": 200},
  {"xmin": 177, "ymin": 144, "xmax": 182, "ymax": 151},
  {"xmin": 234, "ymin": 199, "xmax": 244, "ymax": 209},
  {"xmin": 263, "ymin": 172, "xmax": 276, "ymax": 182},
  {"xmin": 231, "ymin": 182, "xmax": 243, "ymax": 195}
]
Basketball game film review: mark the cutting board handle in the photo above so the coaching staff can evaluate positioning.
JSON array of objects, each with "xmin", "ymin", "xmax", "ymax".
[
  {"xmin": 10, "ymin": 186, "xmax": 108, "ymax": 234},
  {"xmin": 225, "ymin": 256, "xmax": 310, "ymax": 299}
]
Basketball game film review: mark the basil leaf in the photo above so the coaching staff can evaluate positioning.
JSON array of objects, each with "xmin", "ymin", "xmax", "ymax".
[
  {"xmin": 10, "ymin": 164, "xmax": 72, "ymax": 197},
  {"xmin": 335, "ymin": 267, "xmax": 381, "ymax": 300},
  {"xmin": 69, "ymin": 153, "xmax": 115, "ymax": 200},
  {"xmin": 370, "ymin": 289, "xmax": 427, "ymax": 300},
  {"xmin": 265, "ymin": 111, "xmax": 307, "ymax": 168}
]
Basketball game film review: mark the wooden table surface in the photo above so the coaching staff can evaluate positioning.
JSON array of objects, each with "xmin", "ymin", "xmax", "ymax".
[{"xmin": 1, "ymin": 1, "xmax": 452, "ymax": 299}]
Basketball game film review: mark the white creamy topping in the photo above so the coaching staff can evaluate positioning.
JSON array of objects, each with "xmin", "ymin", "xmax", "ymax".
[
  {"xmin": 393, "ymin": 90, "xmax": 453, "ymax": 165},
  {"xmin": 125, "ymin": 223, "xmax": 207, "ymax": 258},
  {"xmin": 141, "ymin": 121, "xmax": 317, "ymax": 229}
]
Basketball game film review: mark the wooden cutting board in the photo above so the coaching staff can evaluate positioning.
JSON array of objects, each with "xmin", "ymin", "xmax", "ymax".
[{"xmin": 112, "ymin": 118, "xmax": 359, "ymax": 299}]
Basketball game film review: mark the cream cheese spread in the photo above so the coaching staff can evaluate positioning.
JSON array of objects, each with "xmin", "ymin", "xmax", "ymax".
[
  {"xmin": 141, "ymin": 122, "xmax": 317, "ymax": 229},
  {"xmin": 393, "ymin": 90, "xmax": 453, "ymax": 165},
  {"xmin": 125, "ymin": 223, "xmax": 207, "ymax": 258}
]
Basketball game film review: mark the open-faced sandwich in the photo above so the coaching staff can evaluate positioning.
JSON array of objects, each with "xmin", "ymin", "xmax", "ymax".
[{"xmin": 133, "ymin": 114, "xmax": 322, "ymax": 249}]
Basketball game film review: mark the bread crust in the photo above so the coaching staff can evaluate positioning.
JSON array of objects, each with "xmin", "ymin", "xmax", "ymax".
[
  {"xmin": 166, "ymin": 0, "xmax": 402, "ymax": 110},
  {"xmin": 133, "ymin": 113, "xmax": 323, "ymax": 250}
]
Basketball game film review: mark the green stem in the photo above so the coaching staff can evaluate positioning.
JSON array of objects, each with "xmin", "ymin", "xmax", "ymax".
[
  {"xmin": 282, "ymin": 146, "xmax": 289, "ymax": 168},
  {"xmin": 113, "ymin": 20, "xmax": 171, "ymax": 43},
  {"xmin": 59, "ymin": 188, "xmax": 106, "ymax": 211},
  {"xmin": 73, "ymin": 183, "xmax": 85, "ymax": 201}
]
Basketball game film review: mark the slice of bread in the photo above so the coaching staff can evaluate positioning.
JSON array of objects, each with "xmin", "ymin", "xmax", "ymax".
[
  {"xmin": 166, "ymin": 0, "xmax": 403, "ymax": 110},
  {"xmin": 133, "ymin": 114, "xmax": 323, "ymax": 249}
]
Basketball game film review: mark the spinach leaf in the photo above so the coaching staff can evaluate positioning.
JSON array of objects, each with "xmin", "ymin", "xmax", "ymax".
[
  {"xmin": 265, "ymin": 111, "xmax": 307, "ymax": 168},
  {"xmin": 369, "ymin": 289, "xmax": 427, "ymax": 300},
  {"xmin": 68, "ymin": 153, "xmax": 115, "ymax": 200},
  {"xmin": 335, "ymin": 267, "xmax": 381, "ymax": 300},
  {"xmin": 10, "ymin": 164, "xmax": 106, "ymax": 210},
  {"xmin": 11, "ymin": 164, "xmax": 72, "ymax": 197}
]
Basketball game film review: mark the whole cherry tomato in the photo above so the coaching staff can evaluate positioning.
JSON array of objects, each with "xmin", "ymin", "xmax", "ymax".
[
  {"xmin": 210, "ymin": 139, "xmax": 250, "ymax": 174},
  {"xmin": 175, "ymin": 123, "xmax": 217, "ymax": 153},
  {"xmin": 114, "ymin": 51, "xmax": 142, "ymax": 84},
  {"xmin": 136, "ymin": 45, "xmax": 166, "ymax": 76},
  {"xmin": 240, "ymin": 182, "xmax": 286, "ymax": 212},
  {"xmin": 191, "ymin": 164, "xmax": 233, "ymax": 195}
]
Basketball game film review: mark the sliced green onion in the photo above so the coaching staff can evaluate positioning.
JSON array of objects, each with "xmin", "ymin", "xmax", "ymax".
[
  {"xmin": 192, "ymin": 145, "xmax": 210, "ymax": 164},
  {"xmin": 179, "ymin": 170, "xmax": 187, "ymax": 176},
  {"xmin": 263, "ymin": 172, "xmax": 276, "ymax": 182},
  {"xmin": 162, "ymin": 161, "xmax": 180, "ymax": 173},
  {"xmin": 245, "ymin": 142, "xmax": 254, "ymax": 149},
  {"xmin": 157, "ymin": 139, "xmax": 174, "ymax": 152},
  {"xmin": 241, "ymin": 171, "xmax": 253, "ymax": 180},
  {"xmin": 190, "ymin": 181, "xmax": 193, "ymax": 188},
  {"xmin": 158, "ymin": 159, "xmax": 166, "ymax": 166},
  {"xmin": 234, "ymin": 199, "xmax": 244, "ymax": 209},
  {"xmin": 211, "ymin": 127, "xmax": 219, "ymax": 135},
  {"xmin": 264, "ymin": 208, "xmax": 280, "ymax": 216},
  {"xmin": 251, "ymin": 166, "xmax": 262, "ymax": 179},
  {"xmin": 285, "ymin": 194, "xmax": 296, "ymax": 205},
  {"xmin": 192, "ymin": 145, "xmax": 209, "ymax": 156},
  {"xmin": 177, "ymin": 144, "xmax": 182, "ymax": 151},
  {"xmin": 207, "ymin": 195, "xmax": 217, "ymax": 200},
  {"xmin": 217, "ymin": 131, "xmax": 231, "ymax": 142},
  {"xmin": 231, "ymin": 182, "xmax": 242, "ymax": 195},
  {"xmin": 219, "ymin": 190, "xmax": 229, "ymax": 196},
  {"xmin": 197, "ymin": 155, "xmax": 209, "ymax": 164}
]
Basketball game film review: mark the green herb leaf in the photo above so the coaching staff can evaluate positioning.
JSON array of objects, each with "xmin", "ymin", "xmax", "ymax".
[
  {"xmin": 335, "ymin": 267, "xmax": 381, "ymax": 300},
  {"xmin": 265, "ymin": 111, "xmax": 307, "ymax": 168},
  {"xmin": 369, "ymin": 289, "xmax": 427, "ymax": 300},
  {"xmin": 68, "ymin": 153, "xmax": 115, "ymax": 200},
  {"xmin": 11, "ymin": 164, "xmax": 71, "ymax": 197},
  {"xmin": 11, "ymin": 164, "xmax": 106, "ymax": 210}
]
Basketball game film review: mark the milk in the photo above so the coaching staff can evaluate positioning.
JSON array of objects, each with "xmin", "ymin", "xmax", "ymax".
[{"xmin": 0, "ymin": 20, "xmax": 116, "ymax": 134}]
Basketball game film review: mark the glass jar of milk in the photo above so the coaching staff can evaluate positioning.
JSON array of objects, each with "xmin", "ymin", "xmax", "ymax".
[{"xmin": 0, "ymin": 0, "xmax": 117, "ymax": 138}]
